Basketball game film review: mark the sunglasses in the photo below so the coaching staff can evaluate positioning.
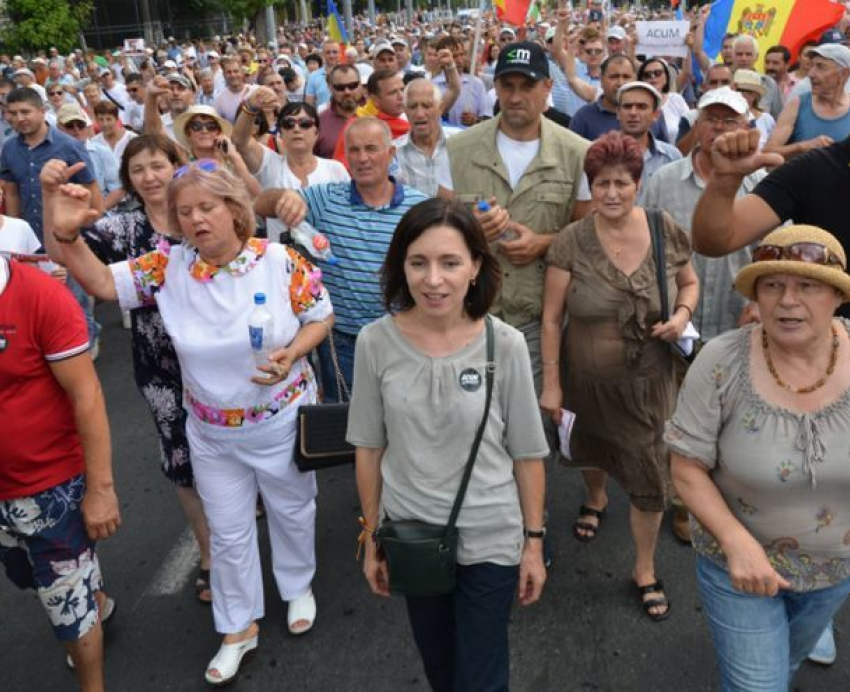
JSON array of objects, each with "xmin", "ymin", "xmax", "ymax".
[
  {"xmin": 187, "ymin": 120, "xmax": 221, "ymax": 133},
  {"xmin": 281, "ymin": 117, "xmax": 315, "ymax": 130},
  {"xmin": 332, "ymin": 81, "xmax": 360, "ymax": 92},
  {"xmin": 63, "ymin": 121, "xmax": 88, "ymax": 130},
  {"xmin": 585, "ymin": 48, "xmax": 604, "ymax": 55},
  {"xmin": 174, "ymin": 158, "xmax": 220, "ymax": 179},
  {"xmin": 643, "ymin": 69, "xmax": 665, "ymax": 79},
  {"xmin": 127, "ymin": 87, "xmax": 140, "ymax": 93},
  {"xmin": 752, "ymin": 242, "xmax": 845, "ymax": 269},
  {"xmin": 48, "ymin": 90, "xmax": 64, "ymax": 96}
]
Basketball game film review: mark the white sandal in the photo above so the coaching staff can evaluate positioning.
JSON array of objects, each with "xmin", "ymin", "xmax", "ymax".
[
  {"xmin": 287, "ymin": 589, "xmax": 316, "ymax": 635},
  {"xmin": 204, "ymin": 634, "xmax": 258, "ymax": 686}
]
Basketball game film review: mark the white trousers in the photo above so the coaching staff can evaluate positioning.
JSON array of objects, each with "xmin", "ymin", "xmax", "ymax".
[{"xmin": 188, "ymin": 411, "xmax": 318, "ymax": 634}]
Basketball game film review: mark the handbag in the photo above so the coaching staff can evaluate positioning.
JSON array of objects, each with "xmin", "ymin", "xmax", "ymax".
[
  {"xmin": 647, "ymin": 209, "xmax": 698, "ymax": 366},
  {"xmin": 293, "ymin": 328, "xmax": 356, "ymax": 472},
  {"xmin": 375, "ymin": 317, "xmax": 495, "ymax": 598}
]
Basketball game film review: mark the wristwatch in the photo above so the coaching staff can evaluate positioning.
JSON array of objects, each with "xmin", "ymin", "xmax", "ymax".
[{"xmin": 523, "ymin": 527, "xmax": 547, "ymax": 539}]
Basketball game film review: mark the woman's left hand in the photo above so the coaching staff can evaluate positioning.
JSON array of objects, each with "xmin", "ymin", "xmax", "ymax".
[
  {"xmin": 252, "ymin": 347, "xmax": 296, "ymax": 385},
  {"xmin": 650, "ymin": 311, "xmax": 688, "ymax": 343},
  {"xmin": 517, "ymin": 540, "xmax": 546, "ymax": 606}
]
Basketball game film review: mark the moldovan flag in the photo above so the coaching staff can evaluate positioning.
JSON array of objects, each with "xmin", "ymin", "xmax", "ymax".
[
  {"xmin": 703, "ymin": 0, "xmax": 844, "ymax": 70},
  {"xmin": 495, "ymin": 0, "xmax": 533, "ymax": 27},
  {"xmin": 326, "ymin": 0, "xmax": 348, "ymax": 44}
]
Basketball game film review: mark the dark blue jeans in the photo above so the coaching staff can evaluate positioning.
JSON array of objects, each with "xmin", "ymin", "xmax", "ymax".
[
  {"xmin": 405, "ymin": 562, "xmax": 519, "ymax": 692},
  {"xmin": 316, "ymin": 329, "xmax": 356, "ymax": 403}
]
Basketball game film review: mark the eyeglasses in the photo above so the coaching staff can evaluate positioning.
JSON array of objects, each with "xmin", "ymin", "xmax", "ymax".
[
  {"xmin": 47, "ymin": 90, "xmax": 64, "ymax": 96},
  {"xmin": 187, "ymin": 120, "xmax": 221, "ymax": 133},
  {"xmin": 332, "ymin": 81, "xmax": 360, "ymax": 92},
  {"xmin": 584, "ymin": 48, "xmax": 604, "ymax": 56},
  {"xmin": 752, "ymin": 242, "xmax": 845, "ymax": 269},
  {"xmin": 173, "ymin": 158, "xmax": 220, "ymax": 179},
  {"xmin": 281, "ymin": 117, "xmax": 315, "ymax": 130},
  {"xmin": 706, "ymin": 79, "xmax": 731, "ymax": 87},
  {"xmin": 643, "ymin": 69, "xmax": 665, "ymax": 79},
  {"xmin": 702, "ymin": 115, "xmax": 742, "ymax": 129},
  {"xmin": 63, "ymin": 121, "xmax": 88, "ymax": 130}
]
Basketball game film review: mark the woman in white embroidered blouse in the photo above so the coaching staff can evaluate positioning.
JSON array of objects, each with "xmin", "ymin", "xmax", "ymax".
[
  {"xmin": 666, "ymin": 225, "xmax": 850, "ymax": 691},
  {"xmin": 40, "ymin": 159, "xmax": 334, "ymax": 687}
]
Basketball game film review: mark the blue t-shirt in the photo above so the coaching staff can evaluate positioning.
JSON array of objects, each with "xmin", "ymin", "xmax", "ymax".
[{"xmin": 570, "ymin": 98, "xmax": 669, "ymax": 143}]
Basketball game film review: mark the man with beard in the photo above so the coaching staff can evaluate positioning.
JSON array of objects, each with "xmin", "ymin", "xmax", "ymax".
[
  {"xmin": 143, "ymin": 73, "xmax": 197, "ymax": 142},
  {"xmin": 393, "ymin": 78, "xmax": 461, "ymax": 196},
  {"xmin": 764, "ymin": 44, "xmax": 850, "ymax": 159},
  {"xmin": 214, "ymin": 56, "xmax": 252, "ymax": 123},
  {"xmin": 314, "ymin": 64, "xmax": 362, "ymax": 159}
]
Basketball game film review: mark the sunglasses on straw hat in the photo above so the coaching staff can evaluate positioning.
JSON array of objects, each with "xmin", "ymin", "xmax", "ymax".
[
  {"xmin": 173, "ymin": 159, "xmax": 220, "ymax": 179},
  {"xmin": 752, "ymin": 242, "xmax": 845, "ymax": 270}
]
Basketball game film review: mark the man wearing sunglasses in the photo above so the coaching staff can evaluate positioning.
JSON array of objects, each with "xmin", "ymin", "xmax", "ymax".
[
  {"xmin": 550, "ymin": 12, "xmax": 605, "ymax": 117},
  {"xmin": 314, "ymin": 64, "xmax": 362, "ymax": 159}
]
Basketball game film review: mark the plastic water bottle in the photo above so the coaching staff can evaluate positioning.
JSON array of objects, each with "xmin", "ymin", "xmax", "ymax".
[
  {"xmin": 477, "ymin": 199, "xmax": 516, "ymax": 242},
  {"xmin": 248, "ymin": 293, "xmax": 274, "ymax": 370},
  {"xmin": 290, "ymin": 221, "xmax": 339, "ymax": 265}
]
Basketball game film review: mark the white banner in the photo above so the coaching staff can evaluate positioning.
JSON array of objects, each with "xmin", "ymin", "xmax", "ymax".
[
  {"xmin": 123, "ymin": 38, "xmax": 146, "ymax": 56},
  {"xmin": 635, "ymin": 21, "xmax": 690, "ymax": 58}
]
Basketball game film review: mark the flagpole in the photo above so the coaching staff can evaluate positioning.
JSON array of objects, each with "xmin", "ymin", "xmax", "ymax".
[
  {"xmin": 469, "ymin": 0, "xmax": 487, "ymax": 77},
  {"xmin": 342, "ymin": 0, "xmax": 354, "ymax": 43}
]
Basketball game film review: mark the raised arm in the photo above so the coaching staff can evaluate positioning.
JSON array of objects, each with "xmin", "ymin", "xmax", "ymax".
[
  {"xmin": 437, "ymin": 48, "xmax": 461, "ymax": 115},
  {"xmin": 691, "ymin": 129, "xmax": 784, "ymax": 256},
  {"xmin": 232, "ymin": 87, "xmax": 275, "ymax": 174},
  {"xmin": 143, "ymin": 77, "xmax": 170, "ymax": 137}
]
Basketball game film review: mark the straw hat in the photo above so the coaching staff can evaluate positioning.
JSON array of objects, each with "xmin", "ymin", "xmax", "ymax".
[
  {"xmin": 733, "ymin": 69, "xmax": 766, "ymax": 98},
  {"xmin": 173, "ymin": 105, "xmax": 232, "ymax": 153},
  {"xmin": 735, "ymin": 225, "xmax": 850, "ymax": 303}
]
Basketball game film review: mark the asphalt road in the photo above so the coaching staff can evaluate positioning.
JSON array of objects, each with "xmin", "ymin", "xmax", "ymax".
[{"xmin": 2, "ymin": 303, "xmax": 849, "ymax": 692}]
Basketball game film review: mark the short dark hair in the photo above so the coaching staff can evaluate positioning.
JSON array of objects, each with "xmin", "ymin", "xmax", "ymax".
[
  {"xmin": 434, "ymin": 35, "xmax": 462, "ymax": 52},
  {"xmin": 381, "ymin": 198, "xmax": 501, "ymax": 319},
  {"xmin": 6, "ymin": 86, "xmax": 43, "ymax": 108},
  {"xmin": 305, "ymin": 53, "xmax": 323, "ymax": 67},
  {"xmin": 367, "ymin": 68, "xmax": 399, "ymax": 96},
  {"xmin": 119, "ymin": 134, "xmax": 182, "ymax": 196},
  {"xmin": 93, "ymin": 100, "xmax": 119, "ymax": 117},
  {"xmin": 601, "ymin": 54, "xmax": 635, "ymax": 76},
  {"xmin": 125, "ymin": 73, "xmax": 144, "ymax": 86},
  {"xmin": 638, "ymin": 58, "xmax": 670, "ymax": 93},
  {"xmin": 277, "ymin": 101, "xmax": 319, "ymax": 131},
  {"xmin": 765, "ymin": 45, "xmax": 791, "ymax": 63},
  {"xmin": 329, "ymin": 63, "xmax": 359, "ymax": 83},
  {"xmin": 584, "ymin": 131, "xmax": 644, "ymax": 185}
]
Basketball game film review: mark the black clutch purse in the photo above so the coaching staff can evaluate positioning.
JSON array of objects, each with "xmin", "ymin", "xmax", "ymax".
[{"xmin": 293, "ymin": 329, "xmax": 355, "ymax": 472}]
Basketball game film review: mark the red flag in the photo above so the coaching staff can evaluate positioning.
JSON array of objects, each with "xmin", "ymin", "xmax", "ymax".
[{"xmin": 495, "ymin": 0, "xmax": 532, "ymax": 27}]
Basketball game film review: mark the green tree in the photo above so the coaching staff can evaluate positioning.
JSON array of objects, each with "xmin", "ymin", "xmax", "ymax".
[{"xmin": 1, "ymin": 0, "xmax": 94, "ymax": 54}]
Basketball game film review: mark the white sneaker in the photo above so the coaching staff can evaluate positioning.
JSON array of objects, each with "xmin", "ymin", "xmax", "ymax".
[
  {"xmin": 121, "ymin": 310, "xmax": 132, "ymax": 329},
  {"xmin": 807, "ymin": 621, "xmax": 836, "ymax": 666}
]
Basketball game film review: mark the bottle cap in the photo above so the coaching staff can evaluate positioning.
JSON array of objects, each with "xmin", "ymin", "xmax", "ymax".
[
  {"xmin": 477, "ymin": 200, "xmax": 491, "ymax": 212},
  {"xmin": 253, "ymin": 292, "xmax": 266, "ymax": 305}
]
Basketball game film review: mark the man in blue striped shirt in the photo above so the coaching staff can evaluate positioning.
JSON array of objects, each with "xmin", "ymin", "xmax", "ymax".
[{"xmin": 256, "ymin": 117, "xmax": 428, "ymax": 400}]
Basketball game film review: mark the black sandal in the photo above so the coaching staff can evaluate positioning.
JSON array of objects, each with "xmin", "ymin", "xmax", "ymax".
[
  {"xmin": 196, "ymin": 568, "xmax": 213, "ymax": 605},
  {"xmin": 636, "ymin": 580, "xmax": 671, "ymax": 622},
  {"xmin": 572, "ymin": 504, "xmax": 607, "ymax": 542}
]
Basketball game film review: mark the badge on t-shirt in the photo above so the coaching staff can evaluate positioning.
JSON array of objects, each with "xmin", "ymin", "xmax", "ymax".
[{"xmin": 459, "ymin": 368, "xmax": 482, "ymax": 392}]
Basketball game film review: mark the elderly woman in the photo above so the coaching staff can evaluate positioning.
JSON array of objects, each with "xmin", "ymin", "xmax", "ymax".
[
  {"xmin": 539, "ymin": 132, "xmax": 699, "ymax": 621},
  {"xmin": 41, "ymin": 160, "xmax": 333, "ymax": 686},
  {"xmin": 350, "ymin": 198, "xmax": 548, "ymax": 692},
  {"xmin": 232, "ymin": 90, "xmax": 349, "ymax": 244},
  {"xmin": 44, "ymin": 135, "xmax": 212, "ymax": 603},
  {"xmin": 667, "ymin": 225, "xmax": 850, "ymax": 690}
]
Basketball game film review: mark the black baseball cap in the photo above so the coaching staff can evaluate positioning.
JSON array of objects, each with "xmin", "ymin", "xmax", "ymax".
[{"xmin": 495, "ymin": 41, "xmax": 550, "ymax": 81}]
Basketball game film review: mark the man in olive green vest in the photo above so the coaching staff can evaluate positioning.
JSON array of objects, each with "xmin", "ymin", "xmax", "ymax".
[{"xmin": 437, "ymin": 41, "xmax": 591, "ymax": 393}]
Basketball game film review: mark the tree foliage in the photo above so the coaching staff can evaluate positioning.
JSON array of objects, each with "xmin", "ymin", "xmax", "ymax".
[{"xmin": 1, "ymin": 0, "xmax": 94, "ymax": 53}]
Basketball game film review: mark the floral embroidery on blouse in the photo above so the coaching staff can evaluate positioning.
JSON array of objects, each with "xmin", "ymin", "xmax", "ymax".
[
  {"xmin": 127, "ymin": 246, "xmax": 172, "ymax": 307},
  {"xmin": 776, "ymin": 460, "xmax": 796, "ymax": 483},
  {"xmin": 816, "ymin": 507, "xmax": 835, "ymax": 533},
  {"xmin": 711, "ymin": 364, "xmax": 726, "ymax": 385},
  {"xmin": 185, "ymin": 368, "xmax": 313, "ymax": 427},
  {"xmin": 741, "ymin": 410, "xmax": 760, "ymax": 434},
  {"xmin": 286, "ymin": 246, "xmax": 325, "ymax": 315},
  {"xmin": 188, "ymin": 237, "xmax": 268, "ymax": 283},
  {"xmin": 737, "ymin": 497, "xmax": 757, "ymax": 516}
]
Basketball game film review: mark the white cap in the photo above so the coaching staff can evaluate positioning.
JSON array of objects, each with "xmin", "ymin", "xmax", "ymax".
[
  {"xmin": 206, "ymin": 50, "xmax": 220, "ymax": 59},
  {"xmin": 809, "ymin": 44, "xmax": 850, "ymax": 70},
  {"xmin": 697, "ymin": 86, "xmax": 749, "ymax": 114},
  {"xmin": 545, "ymin": 27, "xmax": 558, "ymax": 42},
  {"xmin": 500, "ymin": 27, "xmax": 516, "ymax": 38},
  {"xmin": 163, "ymin": 59, "xmax": 178, "ymax": 70},
  {"xmin": 618, "ymin": 81, "xmax": 663, "ymax": 110},
  {"xmin": 371, "ymin": 40, "xmax": 395, "ymax": 56},
  {"xmin": 607, "ymin": 26, "xmax": 627, "ymax": 41}
]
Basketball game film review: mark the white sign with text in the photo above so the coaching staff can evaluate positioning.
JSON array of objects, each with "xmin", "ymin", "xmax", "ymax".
[{"xmin": 635, "ymin": 21, "xmax": 690, "ymax": 58}]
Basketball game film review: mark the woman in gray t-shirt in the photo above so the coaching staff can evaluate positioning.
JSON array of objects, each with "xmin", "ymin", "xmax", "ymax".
[{"xmin": 348, "ymin": 198, "xmax": 549, "ymax": 692}]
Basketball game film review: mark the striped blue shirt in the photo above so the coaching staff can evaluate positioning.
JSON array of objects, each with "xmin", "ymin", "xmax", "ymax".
[{"xmin": 300, "ymin": 180, "xmax": 428, "ymax": 336}]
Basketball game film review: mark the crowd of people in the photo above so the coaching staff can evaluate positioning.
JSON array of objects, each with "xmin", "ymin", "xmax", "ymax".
[{"xmin": 2, "ymin": 1, "xmax": 850, "ymax": 690}]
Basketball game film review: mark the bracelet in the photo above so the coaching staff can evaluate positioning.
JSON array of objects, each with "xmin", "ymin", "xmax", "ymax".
[
  {"xmin": 542, "ymin": 360, "xmax": 559, "ymax": 366},
  {"xmin": 53, "ymin": 232, "xmax": 80, "ymax": 244},
  {"xmin": 356, "ymin": 516, "xmax": 376, "ymax": 560},
  {"xmin": 240, "ymin": 100, "xmax": 259, "ymax": 117},
  {"xmin": 674, "ymin": 304, "xmax": 693, "ymax": 320}
]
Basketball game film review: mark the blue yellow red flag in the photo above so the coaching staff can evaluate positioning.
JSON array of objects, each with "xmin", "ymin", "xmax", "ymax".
[{"xmin": 326, "ymin": 0, "xmax": 348, "ymax": 44}]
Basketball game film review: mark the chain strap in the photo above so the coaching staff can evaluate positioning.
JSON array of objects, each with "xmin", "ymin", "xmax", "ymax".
[{"xmin": 323, "ymin": 320, "xmax": 350, "ymax": 402}]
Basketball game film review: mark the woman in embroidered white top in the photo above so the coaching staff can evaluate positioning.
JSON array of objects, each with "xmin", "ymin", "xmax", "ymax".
[{"xmin": 40, "ymin": 159, "xmax": 334, "ymax": 687}]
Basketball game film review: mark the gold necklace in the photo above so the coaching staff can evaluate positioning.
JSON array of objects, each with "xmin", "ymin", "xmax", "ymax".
[{"xmin": 762, "ymin": 325, "xmax": 839, "ymax": 394}]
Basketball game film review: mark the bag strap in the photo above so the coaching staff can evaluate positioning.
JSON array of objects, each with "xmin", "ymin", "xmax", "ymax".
[
  {"xmin": 443, "ymin": 315, "xmax": 495, "ymax": 544},
  {"xmin": 647, "ymin": 209, "xmax": 670, "ymax": 323},
  {"xmin": 324, "ymin": 321, "xmax": 351, "ymax": 402}
]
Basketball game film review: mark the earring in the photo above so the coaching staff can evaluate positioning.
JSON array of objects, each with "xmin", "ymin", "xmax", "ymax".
[{"xmin": 470, "ymin": 276, "xmax": 477, "ymax": 286}]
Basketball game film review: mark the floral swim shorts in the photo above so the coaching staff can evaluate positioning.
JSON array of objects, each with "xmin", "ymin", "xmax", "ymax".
[{"xmin": 0, "ymin": 474, "xmax": 103, "ymax": 642}]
